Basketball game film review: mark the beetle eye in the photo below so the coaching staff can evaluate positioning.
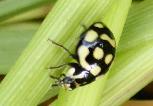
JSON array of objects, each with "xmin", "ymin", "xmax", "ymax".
[{"xmin": 63, "ymin": 77, "xmax": 74, "ymax": 84}]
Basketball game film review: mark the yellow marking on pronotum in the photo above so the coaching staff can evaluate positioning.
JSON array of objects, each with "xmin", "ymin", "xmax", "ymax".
[
  {"xmin": 105, "ymin": 54, "xmax": 113, "ymax": 64},
  {"xmin": 94, "ymin": 23, "xmax": 104, "ymax": 28},
  {"xmin": 90, "ymin": 65, "xmax": 101, "ymax": 76},
  {"xmin": 100, "ymin": 34, "xmax": 115, "ymax": 47},
  {"xmin": 84, "ymin": 30, "xmax": 98, "ymax": 42},
  {"xmin": 78, "ymin": 45, "xmax": 90, "ymax": 70},
  {"xmin": 93, "ymin": 47, "xmax": 104, "ymax": 60},
  {"xmin": 73, "ymin": 71, "xmax": 89, "ymax": 79},
  {"xmin": 66, "ymin": 68, "xmax": 75, "ymax": 76}
]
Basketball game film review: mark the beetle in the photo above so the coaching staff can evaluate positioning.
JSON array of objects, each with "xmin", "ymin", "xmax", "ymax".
[{"xmin": 48, "ymin": 22, "xmax": 116, "ymax": 90}]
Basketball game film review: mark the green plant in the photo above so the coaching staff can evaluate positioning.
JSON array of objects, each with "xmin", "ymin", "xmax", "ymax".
[{"xmin": 0, "ymin": 0, "xmax": 153, "ymax": 106}]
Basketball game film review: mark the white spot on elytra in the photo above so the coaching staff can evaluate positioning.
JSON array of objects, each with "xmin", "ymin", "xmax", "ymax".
[
  {"xmin": 100, "ymin": 34, "xmax": 115, "ymax": 47},
  {"xmin": 90, "ymin": 64, "xmax": 101, "ymax": 76},
  {"xmin": 94, "ymin": 23, "xmax": 104, "ymax": 28},
  {"xmin": 93, "ymin": 47, "xmax": 104, "ymax": 60},
  {"xmin": 78, "ymin": 45, "xmax": 91, "ymax": 70},
  {"xmin": 105, "ymin": 54, "xmax": 113, "ymax": 64},
  {"xmin": 84, "ymin": 30, "xmax": 98, "ymax": 42}
]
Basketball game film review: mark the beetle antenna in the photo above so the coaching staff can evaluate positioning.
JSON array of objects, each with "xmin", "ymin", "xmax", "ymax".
[
  {"xmin": 50, "ymin": 75, "xmax": 59, "ymax": 80},
  {"xmin": 52, "ymin": 84, "xmax": 59, "ymax": 87},
  {"xmin": 81, "ymin": 24, "xmax": 87, "ymax": 30},
  {"xmin": 48, "ymin": 39, "xmax": 74, "ymax": 55},
  {"xmin": 48, "ymin": 63, "xmax": 68, "ymax": 69}
]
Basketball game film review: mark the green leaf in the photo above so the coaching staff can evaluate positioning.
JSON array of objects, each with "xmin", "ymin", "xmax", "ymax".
[
  {"xmin": 0, "ymin": 23, "xmax": 40, "ymax": 74},
  {"xmin": 0, "ymin": 0, "xmax": 52, "ymax": 22},
  {"xmin": 0, "ymin": 0, "xmax": 137, "ymax": 105},
  {"xmin": 100, "ymin": 0, "xmax": 153, "ymax": 106},
  {"xmin": 0, "ymin": 0, "xmax": 124, "ymax": 105},
  {"xmin": 0, "ymin": 5, "xmax": 51, "ymax": 25},
  {"xmin": 51, "ymin": 0, "xmax": 132, "ymax": 106}
]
